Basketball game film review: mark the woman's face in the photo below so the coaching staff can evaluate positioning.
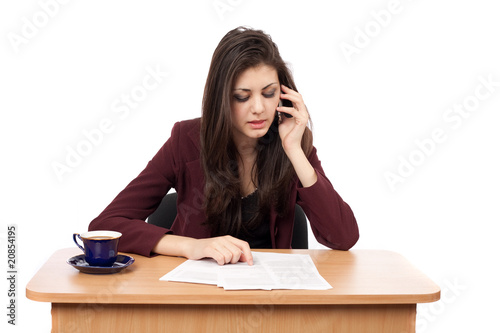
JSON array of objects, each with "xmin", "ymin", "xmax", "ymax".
[{"xmin": 230, "ymin": 64, "xmax": 280, "ymax": 146}]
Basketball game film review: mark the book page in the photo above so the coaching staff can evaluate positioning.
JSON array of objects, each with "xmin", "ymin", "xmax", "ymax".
[{"xmin": 160, "ymin": 252, "xmax": 332, "ymax": 290}]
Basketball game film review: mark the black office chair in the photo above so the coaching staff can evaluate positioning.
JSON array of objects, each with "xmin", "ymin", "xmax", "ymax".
[{"xmin": 148, "ymin": 192, "xmax": 308, "ymax": 249}]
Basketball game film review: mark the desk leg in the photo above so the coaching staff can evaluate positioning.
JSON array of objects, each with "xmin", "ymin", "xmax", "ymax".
[{"xmin": 51, "ymin": 303, "xmax": 416, "ymax": 333}]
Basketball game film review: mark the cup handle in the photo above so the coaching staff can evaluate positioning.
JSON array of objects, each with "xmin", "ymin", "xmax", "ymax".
[{"xmin": 73, "ymin": 233, "xmax": 85, "ymax": 252}]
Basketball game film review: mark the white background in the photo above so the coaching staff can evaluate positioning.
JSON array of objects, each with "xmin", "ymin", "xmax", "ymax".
[{"xmin": 1, "ymin": 1, "xmax": 499, "ymax": 332}]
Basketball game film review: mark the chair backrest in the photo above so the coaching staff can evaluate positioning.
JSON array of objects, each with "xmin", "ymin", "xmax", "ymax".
[
  {"xmin": 148, "ymin": 192, "xmax": 308, "ymax": 249},
  {"xmin": 148, "ymin": 192, "xmax": 178, "ymax": 230}
]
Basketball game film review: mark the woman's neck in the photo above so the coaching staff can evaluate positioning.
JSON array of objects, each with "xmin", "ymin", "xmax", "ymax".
[
  {"xmin": 233, "ymin": 134, "xmax": 258, "ymax": 158},
  {"xmin": 233, "ymin": 136, "xmax": 258, "ymax": 197}
]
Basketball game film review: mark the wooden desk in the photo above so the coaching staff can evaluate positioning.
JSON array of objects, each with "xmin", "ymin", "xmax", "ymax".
[{"xmin": 27, "ymin": 248, "xmax": 440, "ymax": 332}]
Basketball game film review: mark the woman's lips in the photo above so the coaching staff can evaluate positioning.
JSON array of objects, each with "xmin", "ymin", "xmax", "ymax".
[{"xmin": 249, "ymin": 120, "xmax": 266, "ymax": 129}]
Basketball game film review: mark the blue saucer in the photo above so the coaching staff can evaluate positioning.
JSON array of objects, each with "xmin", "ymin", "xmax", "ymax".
[{"xmin": 67, "ymin": 254, "xmax": 134, "ymax": 274}]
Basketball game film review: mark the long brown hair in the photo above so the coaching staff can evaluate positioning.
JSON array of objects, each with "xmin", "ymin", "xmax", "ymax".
[{"xmin": 201, "ymin": 27, "xmax": 313, "ymax": 237}]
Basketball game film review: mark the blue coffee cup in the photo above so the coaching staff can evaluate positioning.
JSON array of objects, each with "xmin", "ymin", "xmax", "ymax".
[{"xmin": 73, "ymin": 231, "xmax": 122, "ymax": 267}]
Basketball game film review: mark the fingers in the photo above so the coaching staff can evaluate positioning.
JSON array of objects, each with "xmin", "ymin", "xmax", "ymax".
[
  {"xmin": 276, "ymin": 85, "xmax": 310, "ymax": 152},
  {"xmin": 201, "ymin": 236, "xmax": 253, "ymax": 266},
  {"xmin": 277, "ymin": 106, "xmax": 300, "ymax": 121},
  {"xmin": 278, "ymin": 85, "xmax": 308, "ymax": 119},
  {"xmin": 279, "ymin": 85, "xmax": 304, "ymax": 109},
  {"xmin": 233, "ymin": 238, "xmax": 253, "ymax": 266}
]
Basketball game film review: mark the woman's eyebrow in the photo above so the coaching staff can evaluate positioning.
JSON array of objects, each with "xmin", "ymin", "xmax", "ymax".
[{"xmin": 233, "ymin": 82, "xmax": 279, "ymax": 92}]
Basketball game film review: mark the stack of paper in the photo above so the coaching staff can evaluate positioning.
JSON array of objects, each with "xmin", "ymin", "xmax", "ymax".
[{"xmin": 160, "ymin": 251, "xmax": 332, "ymax": 290}]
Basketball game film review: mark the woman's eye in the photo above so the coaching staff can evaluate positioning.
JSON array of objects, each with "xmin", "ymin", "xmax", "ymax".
[
  {"xmin": 234, "ymin": 95, "xmax": 249, "ymax": 102},
  {"xmin": 263, "ymin": 92, "xmax": 276, "ymax": 98}
]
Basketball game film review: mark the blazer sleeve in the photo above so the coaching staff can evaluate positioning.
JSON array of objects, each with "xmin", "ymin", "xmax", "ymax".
[
  {"xmin": 296, "ymin": 147, "xmax": 359, "ymax": 250},
  {"xmin": 88, "ymin": 122, "xmax": 183, "ymax": 256}
]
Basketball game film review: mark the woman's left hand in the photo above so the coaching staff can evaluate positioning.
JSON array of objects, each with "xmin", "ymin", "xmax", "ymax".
[{"xmin": 277, "ymin": 85, "xmax": 309, "ymax": 153}]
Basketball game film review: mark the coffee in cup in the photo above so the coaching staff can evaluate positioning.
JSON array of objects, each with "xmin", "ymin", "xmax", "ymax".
[{"xmin": 73, "ymin": 230, "xmax": 122, "ymax": 267}]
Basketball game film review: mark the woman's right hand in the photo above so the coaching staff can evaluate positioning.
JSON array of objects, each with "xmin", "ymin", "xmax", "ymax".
[{"xmin": 153, "ymin": 234, "xmax": 253, "ymax": 266}]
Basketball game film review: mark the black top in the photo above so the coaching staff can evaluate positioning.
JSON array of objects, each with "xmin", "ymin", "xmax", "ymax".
[{"xmin": 236, "ymin": 190, "xmax": 272, "ymax": 249}]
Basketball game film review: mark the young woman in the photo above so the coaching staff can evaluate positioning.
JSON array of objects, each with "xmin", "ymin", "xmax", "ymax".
[{"xmin": 89, "ymin": 27, "xmax": 359, "ymax": 266}]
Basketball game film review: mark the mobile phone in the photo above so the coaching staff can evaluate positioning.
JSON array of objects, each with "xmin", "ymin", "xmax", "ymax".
[{"xmin": 278, "ymin": 99, "xmax": 293, "ymax": 118}]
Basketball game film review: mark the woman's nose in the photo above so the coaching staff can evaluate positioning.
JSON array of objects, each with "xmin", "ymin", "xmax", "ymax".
[{"xmin": 251, "ymin": 97, "xmax": 265, "ymax": 114}]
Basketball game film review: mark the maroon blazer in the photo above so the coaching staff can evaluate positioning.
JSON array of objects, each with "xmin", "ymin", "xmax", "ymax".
[{"xmin": 89, "ymin": 118, "xmax": 359, "ymax": 256}]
